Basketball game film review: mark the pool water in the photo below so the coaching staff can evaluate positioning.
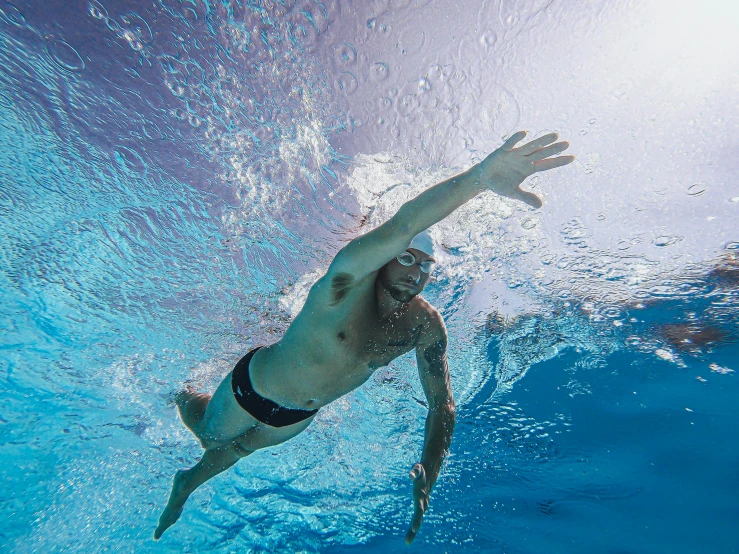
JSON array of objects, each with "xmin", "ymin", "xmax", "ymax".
[{"xmin": 1, "ymin": 1, "xmax": 737, "ymax": 552}]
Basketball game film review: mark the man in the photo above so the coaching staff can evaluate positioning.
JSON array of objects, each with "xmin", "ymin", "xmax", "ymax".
[{"xmin": 155, "ymin": 131, "xmax": 574, "ymax": 542}]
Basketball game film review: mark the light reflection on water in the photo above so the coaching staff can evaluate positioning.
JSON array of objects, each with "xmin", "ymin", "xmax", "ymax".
[{"xmin": 1, "ymin": 0, "xmax": 737, "ymax": 552}]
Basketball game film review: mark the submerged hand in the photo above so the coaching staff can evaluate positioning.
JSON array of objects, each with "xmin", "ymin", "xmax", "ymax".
[
  {"xmin": 405, "ymin": 463, "xmax": 429, "ymax": 545},
  {"xmin": 473, "ymin": 131, "xmax": 574, "ymax": 208}
]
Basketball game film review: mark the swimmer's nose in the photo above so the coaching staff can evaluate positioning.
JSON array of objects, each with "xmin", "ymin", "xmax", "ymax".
[
  {"xmin": 405, "ymin": 266, "xmax": 421, "ymax": 282},
  {"xmin": 404, "ymin": 272, "xmax": 420, "ymax": 285}
]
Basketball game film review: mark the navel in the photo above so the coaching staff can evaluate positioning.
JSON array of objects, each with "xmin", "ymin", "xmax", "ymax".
[{"xmin": 337, "ymin": 331, "xmax": 346, "ymax": 341}]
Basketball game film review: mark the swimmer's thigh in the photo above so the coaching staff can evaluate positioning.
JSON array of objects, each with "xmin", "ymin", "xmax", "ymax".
[
  {"xmin": 235, "ymin": 413, "xmax": 316, "ymax": 452},
  {"xmin": 199, "ymin": 371, "xmax": 260, "ymax": 445}
]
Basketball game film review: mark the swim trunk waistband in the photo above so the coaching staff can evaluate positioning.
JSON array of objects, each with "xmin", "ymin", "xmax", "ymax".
[{"xmin": 231, "ymin": 347, "xmax": 318, "ymax": 428}]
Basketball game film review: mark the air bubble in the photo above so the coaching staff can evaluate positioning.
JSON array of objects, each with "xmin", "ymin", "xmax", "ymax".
[
  {"xmin": 46, "ymin": 38, "xmax": 85, "ymax": 72},
  {"xmin": 336, "ymin": 42, "xmax": 357, "ymax": 66},
  {"xmin": 89, "ymin": 0, "xmax": 108, "ymax": 20},
  {"xmin": 499, "ymin": 7, "xmax": 520, "ymax": 28},
  {"xmin": 0, "ymin": 2, "xmax": 25, "ymax": 26},
  {"xmin": 479, "ymin": 29, "xmax": 497, "ymax": 49},
  {"xmin": 652, "ymin": 235, "xmax": 682, "ymax": 247},
  {"xmin": 120, "ymin": 12, "xmax": 154, "ymax": 46},
  {"xmin": 166, "ymin": 79, "xmax": 185, "ymax": 96},
  {"xmin": 335, "ymin": 71, "xmax": 358, "ymax": 94},
  {"xmin": 370, "ymin": 62, "xmax": 389, "ymax": 81},
  {"xmin": 121, "ymin": 30, "xmax": 143, "ymax": 51},
  {"xmin": 687, "ymin": 183, "xmax": 706, "ymax": 196},
  {"xmin": 521, "ymin": 216, "xmax": 539, "ymax": 230}
]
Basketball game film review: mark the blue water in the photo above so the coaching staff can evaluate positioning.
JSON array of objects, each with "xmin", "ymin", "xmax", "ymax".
[{"xmin": 2, "ymin": 1, "xmax": 738, "ymax": 552}]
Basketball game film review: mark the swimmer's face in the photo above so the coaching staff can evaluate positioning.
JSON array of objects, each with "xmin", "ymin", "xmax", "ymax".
[{"xmin": 378, "ymin": 248, "xmax": 434, "ymax": 303}]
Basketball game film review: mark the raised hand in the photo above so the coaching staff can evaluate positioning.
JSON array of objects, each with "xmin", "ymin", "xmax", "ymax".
[
  {"xmin": 405, "ymin": 463, "xmax": 429, "ymax": 545},
  {"xmin": 473, "ymin": 131, "xmax": 574, "ymax": 208}
]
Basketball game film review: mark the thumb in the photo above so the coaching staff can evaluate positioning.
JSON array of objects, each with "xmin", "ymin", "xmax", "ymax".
[
  {"xmin": 409, "ymin": 463, "xmax": 425, "ymax": 482},
  {"xmin": 512, "ymin": 188, "xmax": 542, "ymax": 209}
]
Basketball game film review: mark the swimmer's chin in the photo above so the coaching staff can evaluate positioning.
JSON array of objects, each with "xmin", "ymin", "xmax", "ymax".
[{"xmin": 389, "ymin": 289, "xmax": 419, "ymax": 303}]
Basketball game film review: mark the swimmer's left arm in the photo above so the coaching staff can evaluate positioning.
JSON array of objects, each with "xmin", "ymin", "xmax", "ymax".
[{"xmin": 405, "ymin": 316, "xmax": 455, "ymax": 545}]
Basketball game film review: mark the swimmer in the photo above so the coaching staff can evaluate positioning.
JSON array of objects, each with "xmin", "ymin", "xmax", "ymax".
[{"xmin": 155, "ymin": 131, "xmax": 574, "ymax": 542}]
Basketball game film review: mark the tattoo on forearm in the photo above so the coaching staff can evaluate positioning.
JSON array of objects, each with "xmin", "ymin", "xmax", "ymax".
[
  {"xmin": 424, "ymin": 338, "xmax": 449, "ymax": 379},
  {"xmin": 330, "ymin": 272, "xmax": 354, "ymax": 305}
]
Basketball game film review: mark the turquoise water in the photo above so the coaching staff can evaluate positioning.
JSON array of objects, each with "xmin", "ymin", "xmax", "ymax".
[{"xmin": 1, "ymin": 1, "xmax": 738, "ymax": 552}]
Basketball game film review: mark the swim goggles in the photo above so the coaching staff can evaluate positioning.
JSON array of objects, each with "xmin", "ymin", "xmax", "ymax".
[{"xmin": 396, "ymin": 251, "xmax": 435, "ymax": 273}]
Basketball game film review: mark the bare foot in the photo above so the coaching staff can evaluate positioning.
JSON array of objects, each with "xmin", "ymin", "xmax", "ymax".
[{"xmin": 154, "ymin": 470, "xmax": 191, "ymax": 540}]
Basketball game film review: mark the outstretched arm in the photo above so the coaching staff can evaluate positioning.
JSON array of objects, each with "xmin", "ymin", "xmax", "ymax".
[
  {"xmin": 405, "ymin": 314, "xmax": 455, "ymax": 545},
  {"xmin": 329, "ymin": 132, "xmax": 573, "ymax": 281}
]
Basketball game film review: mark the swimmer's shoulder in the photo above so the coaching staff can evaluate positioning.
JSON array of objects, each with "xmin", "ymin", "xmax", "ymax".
[{"xmin": 410, "ymin": 296, "xmax": 447, "ymax": 337}]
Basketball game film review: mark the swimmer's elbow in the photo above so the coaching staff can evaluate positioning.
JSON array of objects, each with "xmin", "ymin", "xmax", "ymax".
[{"xmin": 431, "ymin": 399, "xmax": 456, "ymax": 419}]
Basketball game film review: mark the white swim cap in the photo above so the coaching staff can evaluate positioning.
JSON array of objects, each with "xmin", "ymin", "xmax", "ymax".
[{"xmin": 408, "ymin": 230, "xmax": 436, "ymax": 258}]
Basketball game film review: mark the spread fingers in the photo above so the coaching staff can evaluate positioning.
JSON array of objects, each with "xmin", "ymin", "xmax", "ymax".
[
  {"xmin": 501, "ymin": 131, "xmax": 528, "ymax": 150},
  {"xmin": 517, "ymin": 132, "xmax": 558, "ymax": 154},
  {"xmin": 533, "ymin": 155, "xmax": 576, "ymax": 172},
  {"xmin": 527, "ymin": 141, "xmax": 570, "ymax": 161}
]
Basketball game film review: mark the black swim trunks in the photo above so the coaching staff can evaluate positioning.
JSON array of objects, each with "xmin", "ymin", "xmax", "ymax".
[{"xmin": 231, "ymin": 347, "xmax": 318, "ymax": 428}]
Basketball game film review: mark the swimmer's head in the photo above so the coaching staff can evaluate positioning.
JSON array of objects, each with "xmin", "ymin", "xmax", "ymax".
[
  {"xmin": 407, "ymin": 230, "xmax": 436, "ymax": 258},
  {"xmin": 378, "ymin": 230, "xmax": 437, "ymax": 303}
]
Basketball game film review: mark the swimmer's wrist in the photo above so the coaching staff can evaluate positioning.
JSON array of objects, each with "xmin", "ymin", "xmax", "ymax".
[{"xmin": 463, "ymin": 164, "xmax": 488, "ymax": 193}]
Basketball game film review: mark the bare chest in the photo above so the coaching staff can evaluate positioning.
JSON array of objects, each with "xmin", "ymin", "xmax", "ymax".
[
  {"xmin": 335, "ymin": 305, "xmax": 424, "ymax": 370},
  {"xmin": 261, "ymin": 278, "xmax": 429, "ymax": 407}
]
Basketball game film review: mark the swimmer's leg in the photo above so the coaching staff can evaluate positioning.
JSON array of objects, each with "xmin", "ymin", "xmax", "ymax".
[
  {"xmin": 154, "ymin": 442, "xmax": 250, "ymax": 540},
  {"xmin": 174, "ymin": 388, "xmax": 211, "ymax": 436},
  {"xmin": 172, "ymin": 372, "xmax": 258, "ymax": 450},
  {"xmin": 154, "ymin": 414, "xmax": 315, "ymax": 540},
  {"xmin": 197, "ymin": 370, "xmax": 263, "ymax": 449}
]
